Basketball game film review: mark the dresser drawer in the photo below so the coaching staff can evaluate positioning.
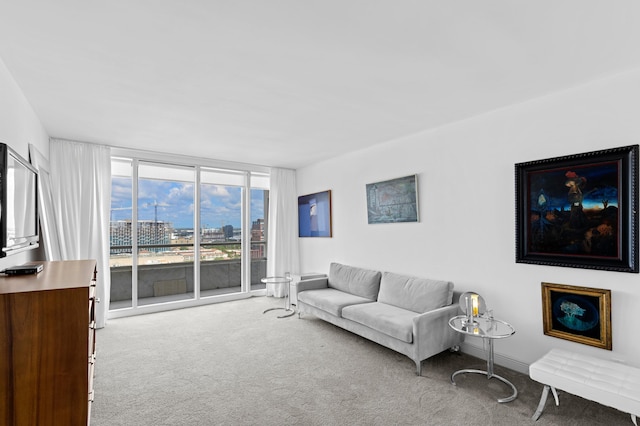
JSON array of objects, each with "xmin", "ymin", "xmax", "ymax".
[{"xmin": 0, "ymin": 260, "xmax": 98, "ymax": 426}]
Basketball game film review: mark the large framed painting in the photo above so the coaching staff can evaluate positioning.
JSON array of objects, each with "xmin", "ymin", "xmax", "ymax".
[
  {"xmin": 298, "ymin": 190, "xmax": 332, "ymax": 237},
  {"xmin": 515, "ymin": 145, "xmax": 639, "ymax": 272},
  {"xmin": 366, "ymin": 174, "xmax": 419, "ymax": 224},
  {"xmin": 541, "ymin": 282, "xmax": 612, "ymax": 350}
]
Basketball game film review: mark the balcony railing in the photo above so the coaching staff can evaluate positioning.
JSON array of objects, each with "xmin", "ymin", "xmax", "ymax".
[{"xmin": 109, "ymin": 241, "xmax": 267, "ymax": 310}]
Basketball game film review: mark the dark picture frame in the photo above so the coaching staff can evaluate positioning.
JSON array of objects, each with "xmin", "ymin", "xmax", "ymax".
[
  {"xmin": 541, "ymin": 282, "xmax": 612, "ymax": 350},
  {"xmin": 298, "ymin": 190, "xmax": 332, "ymax": 237},
  {"xmin": 515, "ymin": 145, "xmax": 639, "ymax": 272},
  {"xmin": 366, "ymin": 174, "xmax": 419, "ymax": 224}
]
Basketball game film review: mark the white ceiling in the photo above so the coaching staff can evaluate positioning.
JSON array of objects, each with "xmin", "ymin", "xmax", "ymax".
[{"xmin": 1, "ymin": 1, "xmax": 639, "ymax": 169}]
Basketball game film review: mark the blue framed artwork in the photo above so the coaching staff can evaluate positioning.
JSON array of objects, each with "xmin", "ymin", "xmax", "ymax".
[
  {"xmin": 366, "ymin": 174, "xmax": 418, "ymax": 224},
  {"xmin": 516, "ymin": 145, "xmax": 639, "ymax": 273},
  {"xmin": 298, "ymin": 190, "xmax": 332, "ymax": 237},
  {"xmin": 542, "ymin": 282, "xmax": 612, "ymax": 350}
]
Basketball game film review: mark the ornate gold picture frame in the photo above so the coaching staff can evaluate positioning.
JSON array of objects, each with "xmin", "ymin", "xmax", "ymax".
[{"xmin": 541, "ymin": 282, "xmax": 612, "ymax": 350}]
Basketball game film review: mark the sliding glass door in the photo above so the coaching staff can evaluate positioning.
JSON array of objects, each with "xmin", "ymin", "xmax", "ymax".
[
  {"xmin": 109, "ymin": 155, "xmax": 269, "ymax": 315},
  {"xmin": 137, "ymin": 162, "xmax": 196, "ymax": 306},
  {"xmin": 199, "ymin": 168, "xmax": 244, "ymax": 297}
]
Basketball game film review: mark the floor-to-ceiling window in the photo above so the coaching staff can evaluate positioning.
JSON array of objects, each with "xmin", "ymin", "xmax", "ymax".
[
  {"xmin": 137, "ymin": 162, "xmax": 196, "ymax": 306},
  {"xmin": 110, "ymin": 158, "xmax": 134, "ymax": 309},
  {"xmin": 109, "ymin": 150, "xmax": 269, "ymax": 316},
  {"xmin": 199, "ymin": 168, "xmax": 245, "ymax": 297}
]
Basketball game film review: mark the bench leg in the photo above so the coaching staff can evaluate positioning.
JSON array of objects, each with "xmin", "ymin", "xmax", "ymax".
[
  {"xmin": 632, "ymin": 414, "xmax": 637, "ymax": 426},
  {"xmin": 551, "ymin": 386, "xmax": 559, "ymax": 406},
  {"xmin": 532, "ymin": 385, "xmax": 551, "ymax": 421},
  {"xmin": 532, "ymin": 385, "xmax": 560, "ymax": 421}
]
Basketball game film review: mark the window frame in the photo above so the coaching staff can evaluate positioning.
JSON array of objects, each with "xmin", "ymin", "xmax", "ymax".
[{"xmin": 109, "ymin": 148, "xmax": 270, "ymax": 319}]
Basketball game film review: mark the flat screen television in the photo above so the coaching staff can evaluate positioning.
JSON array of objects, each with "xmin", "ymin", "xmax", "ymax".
[{"xmin": 0, "ymin": 142, "xmax": 39, "ymax": 257}]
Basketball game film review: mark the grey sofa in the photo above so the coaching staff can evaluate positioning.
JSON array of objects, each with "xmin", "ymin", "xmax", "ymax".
[{"xmin": 296, "ymin": 263, "xmax": 464, "ymax": 376}]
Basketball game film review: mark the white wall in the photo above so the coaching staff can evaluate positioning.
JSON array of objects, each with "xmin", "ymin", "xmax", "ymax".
[
  {"xmin": 297, "ymin": 68, "xmax": 640, "ymax": 373},
  {"xmin": 0, "ymin": 57, "xmax": 49, "ymax": 268}
]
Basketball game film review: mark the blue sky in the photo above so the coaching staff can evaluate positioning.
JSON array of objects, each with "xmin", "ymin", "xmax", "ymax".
[{"xmin": 110, "ymin": 177, "xmax": 265, "ymax": 229}]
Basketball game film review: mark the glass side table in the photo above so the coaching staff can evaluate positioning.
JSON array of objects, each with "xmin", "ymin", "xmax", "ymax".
[
  {"xmin": 448, "ymin": 315, "xmax": 518, "ymax": 403},
  {"xmin": 262, "ymin": 276, "xmax": 294, "ymax": 318}
]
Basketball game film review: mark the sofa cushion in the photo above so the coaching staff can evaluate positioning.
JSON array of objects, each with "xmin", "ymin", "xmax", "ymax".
[
  {"xmin": 328, "ymin": 263, "xmax": 381, "ymax": 301},
  {"xmin": 298, "ymin": 288, "xmax": 373, "ymax": 317},
  {"xmin": 377, "ymin": 272, "xmax": 453, "ymax": 314},
  {"xmin": 342, "ymin": 302, "xmax": 417, "ymax": 343}
]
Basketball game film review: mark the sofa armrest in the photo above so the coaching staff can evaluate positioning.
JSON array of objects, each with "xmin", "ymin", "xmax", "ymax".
[
  {"xmin": 451, "ymin": 290, "xmax": 464, "ymax": 315},
  {"xmin": 412, "ymin": 304, "xmax": 464, "ymax": 355},
  {"xmin": 296, "ymin": 277, "xmax": 329, "ymax": 297}
]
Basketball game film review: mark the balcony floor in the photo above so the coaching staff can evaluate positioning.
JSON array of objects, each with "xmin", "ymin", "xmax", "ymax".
[{"xmin": 109, "ymin": 282, "xmax": 267, "ymax": 310}]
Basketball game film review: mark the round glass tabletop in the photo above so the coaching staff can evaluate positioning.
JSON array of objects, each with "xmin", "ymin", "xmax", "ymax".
[
  {"xmin": 449, "ymin": 315, "xmax": 515, "ymax": 339},
  {"xmin": 260, "ymin": 276, "xmax": 292, "ymax": 285}
]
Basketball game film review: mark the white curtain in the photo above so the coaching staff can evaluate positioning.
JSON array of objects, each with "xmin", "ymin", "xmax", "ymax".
[
  {"xmin": 28, "ymin": 144, "xmax": 63, "ymax": 261},
  {"xmin": 50, "ymin": 138, "xmax": 111, "ymax": 328},
  {"xmin": 266, "ymin": 168, "xmax": 299, "ymax": 297}
]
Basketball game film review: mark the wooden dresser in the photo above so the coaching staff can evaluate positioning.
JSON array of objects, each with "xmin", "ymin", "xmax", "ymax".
[{"xmin": 0, "ymin": 260, "xmax": 97, "ymax": 426}]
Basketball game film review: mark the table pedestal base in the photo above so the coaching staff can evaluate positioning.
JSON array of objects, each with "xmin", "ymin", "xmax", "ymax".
[
  {"xmin": 263, "ymin": 307, "xmax": 295, "ymax": 318},
  {"xmin": 451, "ymin": 369, "xmax": 518, "ymax": 403},
  {"xmin": 262, "ymin": 276, "xmax": 295, "ymax": 319}
]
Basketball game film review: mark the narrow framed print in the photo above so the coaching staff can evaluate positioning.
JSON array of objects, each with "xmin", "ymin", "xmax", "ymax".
[
  {"xmin": 516, "ymin": 145, "xmax": 639, "ymax": 272},
  {"xmin": 541, "ymin": 282, "xmax": 612, "ymax": 350},
  {"xmin": 298, "ymin": 190, "xmax": 332, "ymax": 237}
]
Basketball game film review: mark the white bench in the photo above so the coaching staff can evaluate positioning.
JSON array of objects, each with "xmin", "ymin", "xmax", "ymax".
[{"xmin": 529, "ymin": 348, "xmax": 640, "ymax": 425}]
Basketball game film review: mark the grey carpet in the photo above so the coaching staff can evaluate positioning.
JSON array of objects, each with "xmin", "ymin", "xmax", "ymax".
[{"xmin": 92, "ymin": 297, "xmax": 631, "ymax": 426}]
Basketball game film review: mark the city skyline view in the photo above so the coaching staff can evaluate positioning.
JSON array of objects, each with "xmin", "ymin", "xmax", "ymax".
[{"xmin": 110, "ymin": 177, "xmax": 266, "ymax": 230}]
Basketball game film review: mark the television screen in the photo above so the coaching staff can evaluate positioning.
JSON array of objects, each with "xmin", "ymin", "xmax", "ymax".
[{"xmin": 1, "ymin": 143, "xmax": 39, "ymax": 256}]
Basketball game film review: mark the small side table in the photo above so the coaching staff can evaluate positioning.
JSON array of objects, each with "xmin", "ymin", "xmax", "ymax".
[
  {"xmin": 448, "ymin": 315, "xmax": 518, "ymax": 403},
  {"xmin": 262, "ymin": 276, "xmax": 294, "ymax": 318}
]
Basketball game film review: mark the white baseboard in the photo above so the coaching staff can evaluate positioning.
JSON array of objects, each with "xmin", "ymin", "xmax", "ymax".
[{"xmin": 459, "ymin": 342, "xmax": 529, "ymax": 375}]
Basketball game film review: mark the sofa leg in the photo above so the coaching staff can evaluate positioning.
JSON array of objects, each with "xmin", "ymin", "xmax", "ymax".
[{"xmin": 415, "ymin": 360, "xmax": 422, "ymax": 376}]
